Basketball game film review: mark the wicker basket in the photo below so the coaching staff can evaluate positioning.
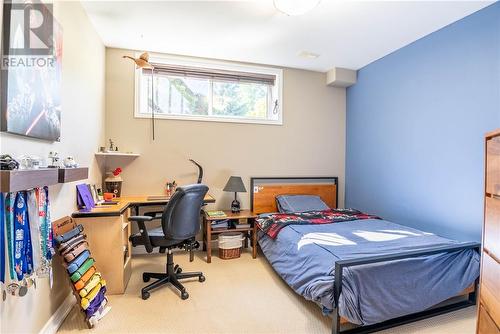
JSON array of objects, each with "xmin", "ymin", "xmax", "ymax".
[
  {"xmin": 219, "ymin": 247, "xmax": 241, "ymax": 260},
  {"xmin": 218, "ymin": 232, "xmax": 244, "ymax": 260}
]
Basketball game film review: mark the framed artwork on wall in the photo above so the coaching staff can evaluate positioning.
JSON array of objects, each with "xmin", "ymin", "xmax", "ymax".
[{"xmin": 1, "ymin": 2, "xmax": 63, "ymax": 141}]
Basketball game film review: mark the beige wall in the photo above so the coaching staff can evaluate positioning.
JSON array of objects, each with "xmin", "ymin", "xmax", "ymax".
[
  {"xmin": 106, "ymin": 48, "xmax": 346, "ymax": 210},
  {"xmin": 0, "ymin": 1, "xmax": 105, "ymax": 333}
]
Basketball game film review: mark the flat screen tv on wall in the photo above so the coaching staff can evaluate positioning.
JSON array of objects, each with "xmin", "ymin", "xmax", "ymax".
[{"xmin": 1, "ymin": 2, "xmax": 62, "ymax": 142}]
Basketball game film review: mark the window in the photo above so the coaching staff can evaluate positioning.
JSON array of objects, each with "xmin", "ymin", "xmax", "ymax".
[{"xmin": 135, "ymin": 55, "xmax": 283, "ymax": 125}]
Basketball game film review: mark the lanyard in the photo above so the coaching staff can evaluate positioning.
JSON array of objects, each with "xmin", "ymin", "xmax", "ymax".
[
  {"xmin": 5, "ymin": 193, "xmax": 15, "ymax": 280},
  {"xmin": 1, "ymin": 193, "xmax": 5, "ymax": 284},
  {"xmin": 27, "ymin": 190, "xmax": 41, "ymax": 274},
  {"xmin": 13, "ymin": 192, "xmax": 34, "ymax": 280},
  {"xmin": 37, "ymin": 187, "xmax": 54, "ymax": 261},
  {"xmin": 3, "ymin": 188, "xmax": 53, "ymax": 283}
]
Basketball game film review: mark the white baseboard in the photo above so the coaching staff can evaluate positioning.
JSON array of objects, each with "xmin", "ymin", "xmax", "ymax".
[{"xmin": 39, "ymin": 293, "xmax": 76, "ymax": 334}]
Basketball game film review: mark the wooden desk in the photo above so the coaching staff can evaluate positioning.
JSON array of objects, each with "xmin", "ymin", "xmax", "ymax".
[
  {"xmin": 72, "ymin": 194, "xmax": 216, "ymax": 218},
  {"xmin": 71, "ymin": 194, "xmax": 215, "ymax": 294},
  {"xmin": 203, "ymin": 210, "xmax": 258, "ymax": 263}
]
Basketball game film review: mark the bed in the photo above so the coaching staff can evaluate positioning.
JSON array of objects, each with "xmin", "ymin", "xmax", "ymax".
[{"xmin": 251, "ymin": 177, "xmax": 481, "ymax": 334}]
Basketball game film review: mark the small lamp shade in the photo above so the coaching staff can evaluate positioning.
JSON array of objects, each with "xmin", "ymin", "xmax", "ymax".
[{"xmin": 223, "ymin": 176, "xmax": 247, "ymax": 193}]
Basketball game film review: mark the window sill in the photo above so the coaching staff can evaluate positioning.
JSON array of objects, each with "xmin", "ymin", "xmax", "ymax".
[{"xmin": 133, "ymin": 113, "xmax": 283, "ymax": 126}]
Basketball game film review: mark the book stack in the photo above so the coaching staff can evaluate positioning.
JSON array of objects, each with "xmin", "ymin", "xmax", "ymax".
[
  {"xmin": 206, "ymin": 210, "xmax": 227, "ymax": 218},
  {"xmin": 211, "ymin": 219, "xmax": 229, "ymax": 230},
  {"xmin": 233, "ymin": 219, "xmax": 251, "ymax": 229}
]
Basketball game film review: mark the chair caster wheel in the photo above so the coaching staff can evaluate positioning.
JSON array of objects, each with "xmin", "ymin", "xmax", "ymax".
[
  {"xmin": 181, "ymin": 291, "xmax": 189, "ymax": 300},
  {"xmin": 141, "ymin": 291, "xmax": 150, "ymax": 300},
  {"xmin": 174, "ymin": 264, "xmax": 182, "ymax": 274},
  {"xmin": 199, "ymin": 275, "xmax": 205, "ymax": 283},
  {"xmin": 143, "ymin": 274, "xmax": 150, "ymax": 282}
]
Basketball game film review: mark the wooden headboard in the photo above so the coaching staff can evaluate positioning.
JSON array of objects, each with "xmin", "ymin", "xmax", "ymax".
[{"xmin": 250, "ymin": 177, "xmax": 338, "ymax": 214}]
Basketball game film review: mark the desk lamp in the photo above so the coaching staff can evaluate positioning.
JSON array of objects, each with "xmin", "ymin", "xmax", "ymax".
[{"xmin": 223, "ymin": 176, "xmax": 246, "ymax": 213}]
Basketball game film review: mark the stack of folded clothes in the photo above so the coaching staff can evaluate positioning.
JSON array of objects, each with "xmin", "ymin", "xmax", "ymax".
[{"xmin": 55, "ymin": 224, "xmax": 110, "ymax": 327}]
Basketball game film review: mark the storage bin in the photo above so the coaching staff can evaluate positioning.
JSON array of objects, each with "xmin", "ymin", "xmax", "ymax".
[{"xmin": 218, "ymin": 232, "xmax": 244, "ymax": 260}]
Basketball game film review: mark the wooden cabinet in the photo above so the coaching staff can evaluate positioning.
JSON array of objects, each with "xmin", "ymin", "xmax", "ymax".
[
  {"xmin": 478, "ymin": 130, "xmax": 500, "ymax": 334},
  {"xmin": 478, "ymin": 305, "xmax": 500, "ymax": 334},
  {"xmin": 481, "ymin": 253, "xmax": 500, "ymax": 324},
  {"xmin": 486, "ymin": 136, "xmax": 500, "ymax": 196},
  {"xmin": 73, "ymin": 211, "xmax": 132, "ymax": 295},
  {"xmin": 485, "ymin": 197, "xmax": 500, "ymax": 259}
]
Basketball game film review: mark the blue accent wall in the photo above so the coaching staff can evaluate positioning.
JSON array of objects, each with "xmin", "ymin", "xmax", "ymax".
[{"xmin": 346, "ymin": 3, "xmax": 500, "ymax": 241}]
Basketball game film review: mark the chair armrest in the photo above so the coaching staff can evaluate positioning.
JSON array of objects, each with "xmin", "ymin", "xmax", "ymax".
[
  {"xmin": 144, "ymin": 211, "xmax": 163, "ymax": 220},
  {"xmin": 128, "ymin": 216, "xmax": 154, "ymax": 253},
  {"xmin": 128, "ymin": 215, "xmax": 154, "ymax": 222}
]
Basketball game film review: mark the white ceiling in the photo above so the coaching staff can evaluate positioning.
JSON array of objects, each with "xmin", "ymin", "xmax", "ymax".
[{"xmin": 81, "ymin": 0, "xmax": 494, "ymax": 72}]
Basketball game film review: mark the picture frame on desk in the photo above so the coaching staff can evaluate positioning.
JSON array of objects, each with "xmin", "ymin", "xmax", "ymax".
[{"xmin": 76, "ymin": 184, "xmax": 95, "ymax": 210}]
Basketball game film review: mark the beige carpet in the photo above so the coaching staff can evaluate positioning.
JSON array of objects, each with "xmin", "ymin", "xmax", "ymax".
[{"xmin": 58, "ymin": 250, "xmax": 477, "ymax": 334}]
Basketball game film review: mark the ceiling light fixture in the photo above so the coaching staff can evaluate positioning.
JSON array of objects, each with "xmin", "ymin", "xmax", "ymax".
[
  {"xmin": 298, "ymin": 51, "xmax": 320, "ymax": 59},
  {"xmin": 274, "ymin": 0, "xmax": 321, "ymax": 16}
]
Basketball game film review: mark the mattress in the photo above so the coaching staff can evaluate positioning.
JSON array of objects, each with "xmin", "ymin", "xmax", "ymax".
[{"xmin": 258, "ymin": 218, "xmax": 480, "ymax": 325}]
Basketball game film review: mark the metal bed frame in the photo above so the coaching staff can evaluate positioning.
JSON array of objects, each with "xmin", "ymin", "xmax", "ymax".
[
  {"xmin": 331, "ymin": 242, "xmax": 481, "ymax": 334},
  {"xmin": 249, "ymin": 176, "xmax": 481, "ymax": 334}
]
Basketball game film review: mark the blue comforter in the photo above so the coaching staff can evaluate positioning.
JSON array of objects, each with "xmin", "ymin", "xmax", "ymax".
[{"xmin": 258, "ymin": 218, "xmax": 480, "ymax": 325}]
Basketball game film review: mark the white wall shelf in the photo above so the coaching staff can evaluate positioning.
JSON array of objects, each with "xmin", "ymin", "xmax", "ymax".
[
  {"xmin": 95, "ymin": 152, "xmax": 140, "ymax": 184},
  {"xmin": 95, "ymin": 152, "xmax": 140, "ymax": 157}
]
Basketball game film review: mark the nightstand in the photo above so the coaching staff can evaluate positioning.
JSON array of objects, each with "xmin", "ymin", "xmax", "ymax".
[{"xmin": 202, "ymin": 210, "xmax": 258, "ymax": 263}]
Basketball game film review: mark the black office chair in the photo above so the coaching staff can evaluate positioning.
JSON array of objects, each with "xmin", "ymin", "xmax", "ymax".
[
  {"xmin": 128, "ymin": 184, "xmax": 208, "ymax": 300},
  {"xmin": 142, "ymin": 159, "xmax": 205, "ymax": 239}
]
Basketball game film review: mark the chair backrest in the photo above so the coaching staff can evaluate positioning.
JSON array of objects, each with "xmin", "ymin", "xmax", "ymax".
[{"xmin": 161, "ymin": 184, "xmax": 209, "ymax": 240}]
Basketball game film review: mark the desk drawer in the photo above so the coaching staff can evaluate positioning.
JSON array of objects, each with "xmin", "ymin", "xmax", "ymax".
[
  {"xmin": 481, "ymin": 252, "xmax": 500, "ymax": 328},
  {"xmin": 486, "ymin": 136, "xmax": 500, "ymax": 196},
  {"xmin": 485, "ymin": 197, "xmax": 500, "ymax": 259},
  {"xmin": 478, "ymin": 304, "xmax": 499, "ymax": 334}
]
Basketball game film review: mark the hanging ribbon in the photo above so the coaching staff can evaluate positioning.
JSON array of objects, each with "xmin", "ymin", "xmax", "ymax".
[
  {"xmin": 1, "ymin": 193, "xmax": 5, "ymax": 284},
  {"xmin": 13, "ymin": 192, "xmax": 34, "ymax": 280},
  {"xmin": 46, "ymin": 186, "xmax": 55, "ymax": 261},
  {"xmin": 27, "ymin": 190, "xmax": 42, "ymax": 274},
  {"xmin": 34, "ymin": 187, "xmax": 54, "ymax": 279},
  {"xmin": 36, "ymin": 188, "xmax": 47, "ymax": 260},
  {"xmin": 5, "ymin": 193, "xmax": 16, "ymax": 281},
  {"xmin": 37, "ymin": 186, "xmax": 54, "ymax": 262},
  {"xmin": 1, "ymin": 187, "xmax": 54, "ymax": 292},
  {"xmin": 24, "ymin": 193, "xmax": 33, "ymax": 276}
]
